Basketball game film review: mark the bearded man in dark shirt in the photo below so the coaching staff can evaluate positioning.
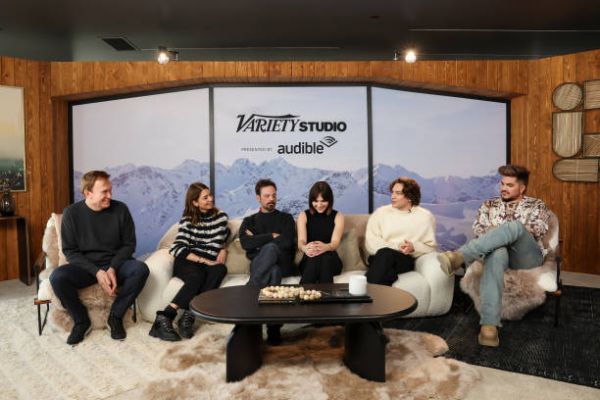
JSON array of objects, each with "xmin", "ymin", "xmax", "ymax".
[
  {"xmin": 239, "ymin": 179, "xmax": 297, "ymax": 344},
  {"xmin": 50, "ymin": 170, "xmax": 149, "ymax": 345}
]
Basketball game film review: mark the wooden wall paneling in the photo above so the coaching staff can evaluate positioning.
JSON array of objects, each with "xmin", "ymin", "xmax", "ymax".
[
  {"xmin": 465, "ymin": 60, "xmax": 488, "ymax": 89},
  {"xmin": 0, "ymin": 223, "xmax": 6, "ymax": 280},
  {"xmin": 584, "ymin": 109, "xmax": 600, "ymax": 133},
  {"xmin": 234, "ymin": 61, "xmax": 251, "ymax": 82},
  {"xmin": 51, "ymin": 100, "xmax": 70, "ymax": 212},
  {"xmin": 346, "ymin": 62, "xmax": 370, "ymax": 81},
  {"xmin": 1, "ymin": 56, "xmax": 15, "ymax": 84},
  {"xmin": 498, "ymin": 61, "xmax": 521, "ymax": 94},
  {"xmin": 485, "ymin": 60, "xmax": 500, "ymax": 92},
  {"xmin": 324, "ymin": 62, "xmax": 348, "ymax": 82},
  {"xmin": 291, "ymin": 61, "xmax": 311, "ymax": 81},
  {"xmin": 24, "ymin": 60, "xmax": 41, "ymax": 265},
  {"xmin": 575, "ymin": 51, "xmax": 600, "ymax": 273},
  {"xmin": 39, "ymin": 62, "xmax": 53, "ymax": 240},
  {"xmin": 455, "ymin": 61, "xmax": 469, "ymax": 88},
  {"xmin": 221, "ymin": 62, "xmax": 238, "ymax": 82},
  {"xmin": 442, "ymin": 61, "xmax": 458, "ymax": 87},
  {"xmin": 3, "ymin": 53, "xmax": 599, "ymax": 279},
  {"xmin": 267, "ymin": 62, "xmax": 292, "ymax": 81}
]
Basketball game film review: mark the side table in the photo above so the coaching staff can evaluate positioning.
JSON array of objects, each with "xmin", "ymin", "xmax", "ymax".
[{"xmin": 0, "ymin": 216, "xmax": 31, "ymax": 285}]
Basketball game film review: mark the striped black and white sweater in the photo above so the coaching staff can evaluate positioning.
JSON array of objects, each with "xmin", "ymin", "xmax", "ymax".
[{"xmin": 169, "ymin": 210, "xmax": 230, "ymax": 261}]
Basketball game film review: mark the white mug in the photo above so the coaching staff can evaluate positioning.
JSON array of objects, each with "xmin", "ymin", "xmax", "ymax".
[{"xmin": 349, "ymin": 275, "xmax": 367, "ymax": 296}]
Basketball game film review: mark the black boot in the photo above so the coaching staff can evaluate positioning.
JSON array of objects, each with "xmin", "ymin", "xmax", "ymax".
[
  {"xmin": 177, "ymin": 310, "xmax": 196, "ymax": 339},
  {"xmin": 149, "ymin": 312, "xmax": 181, "ymax": 341}
]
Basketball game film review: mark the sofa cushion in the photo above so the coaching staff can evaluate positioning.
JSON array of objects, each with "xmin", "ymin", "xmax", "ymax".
[
  {"xmin": 338, "ymin": 228, "xmax": 367, "ymax": 272},
  {"xmin": 225, "ymin": 239, "xmax": 251, "ymax": 275}
]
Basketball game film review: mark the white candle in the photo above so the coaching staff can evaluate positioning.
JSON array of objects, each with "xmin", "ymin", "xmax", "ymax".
[{"xmin": 349, "ymin": 275, "xmax": 367, "ymax": 296}]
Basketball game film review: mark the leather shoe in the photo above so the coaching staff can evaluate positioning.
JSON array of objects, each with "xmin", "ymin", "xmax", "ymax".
[
  {"xmin": 106, "ymin": 314, "xmax": 126, "ymax": 341},
  {"xmin": 478, "ymin": 324, "xmax": 499, "ymax": 347},
  {"xmin": 67, "ymin": 320, "xmax": 92, "ymax": 345},
  {"xmin": 437, "ymin": 251, "xmax": 465, "ymax": 276}
]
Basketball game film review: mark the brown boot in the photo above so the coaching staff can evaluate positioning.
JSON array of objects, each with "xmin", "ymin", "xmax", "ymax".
[
  {"xmin": 478, "ymin": 325, "xmax": 499, "ymax": 347},
  {"xmin": 437, "ymin": 251, "xmax": 464, "ymax": 276}
]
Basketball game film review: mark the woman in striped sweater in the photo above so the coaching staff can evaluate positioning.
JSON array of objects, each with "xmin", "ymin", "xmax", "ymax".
[{"xmin": 149, "ymin": 182, "xmax": 229, "ymax": 341}]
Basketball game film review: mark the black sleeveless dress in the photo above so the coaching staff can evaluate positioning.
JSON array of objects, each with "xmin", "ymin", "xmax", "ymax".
[{"xmin": 299, "ymin": 209, "xmax": 343, "ymax": 283}]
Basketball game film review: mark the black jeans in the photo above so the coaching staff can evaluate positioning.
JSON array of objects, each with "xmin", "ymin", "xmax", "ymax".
[
  {"xmin": 299, "ymin": 251, "xmax": 343, "ymax": 284},
  {"xmin": 365, "ymin": 248, "xmax": 415, "ymax": 286},
  {"xmin": 171, "ymin": 258, "xmax": 227, "ymax": 309},
  {"xmin": 50, "ymin": 259, "xmax": 149, "ymax": 324}
]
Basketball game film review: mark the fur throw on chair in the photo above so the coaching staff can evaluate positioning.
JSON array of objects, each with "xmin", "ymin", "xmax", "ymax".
[
  {"xmin": 459, "ymin": 252, "xmax": 557, "ymax": 321},
  {"xmin": 50, "ymin": 286, "xmax": 134, "ymax": 332}
]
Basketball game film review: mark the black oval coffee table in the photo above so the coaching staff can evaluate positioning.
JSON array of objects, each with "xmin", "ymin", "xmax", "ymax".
[{"xmin": 190, "ymin": 283, "xmax": 417, "ymax": 382}]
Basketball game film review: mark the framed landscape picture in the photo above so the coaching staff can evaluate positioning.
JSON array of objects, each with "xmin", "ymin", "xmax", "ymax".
[{"xmin": 0, "ymin": 85, "xmax": 26, "ymax": 191}]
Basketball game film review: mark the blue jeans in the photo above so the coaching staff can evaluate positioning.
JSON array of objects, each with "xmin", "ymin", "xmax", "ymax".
[
  {"xmin": 247, "ymin": 243, "xmax": 282, "ymax": 287},
  {"xmin": 460, "ymin": 221, "xmax": 543, "ymax": 326}
]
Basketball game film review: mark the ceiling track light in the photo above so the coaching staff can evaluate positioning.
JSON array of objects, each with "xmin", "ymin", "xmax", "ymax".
[{"xmin": 157, "ymin": 46, "xmax": 179, "ymax": 65}]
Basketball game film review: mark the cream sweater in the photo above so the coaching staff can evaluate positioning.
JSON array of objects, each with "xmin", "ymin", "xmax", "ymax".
[{"xmin": 365, "ymin": 204, "xmax": 437, "ymax": 258}]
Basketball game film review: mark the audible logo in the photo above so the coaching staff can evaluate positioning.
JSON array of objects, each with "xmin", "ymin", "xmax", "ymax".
[{"xmin": 276, "ymin": 136, "xmax": 338, "ymax": 154}]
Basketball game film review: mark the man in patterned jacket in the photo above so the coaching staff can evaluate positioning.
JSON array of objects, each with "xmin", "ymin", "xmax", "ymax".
[{"xmin": 438, "ymin": 165, "xmax": 549, "ymax": 347}]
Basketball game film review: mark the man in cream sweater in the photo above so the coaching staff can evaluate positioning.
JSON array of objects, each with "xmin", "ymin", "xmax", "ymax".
[{"xmin": 365, "ymin": 177, "xmax": 437, "ymax": 286}]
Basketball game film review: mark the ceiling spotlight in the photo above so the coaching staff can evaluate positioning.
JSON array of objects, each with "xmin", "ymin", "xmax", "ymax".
[
  {"xmin": 393, "ymin": 49, "xmax": 400, "ymax": 61},
  {"xmin": 405, "ymin": 49, "xmax": 417, "ymax": 63},
  {"xmin": 157, "ymin": 46, "xmax": 179, "ymax": 65}
]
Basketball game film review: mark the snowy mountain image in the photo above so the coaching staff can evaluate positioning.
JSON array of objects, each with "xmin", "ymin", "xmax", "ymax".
[{"xmin": 74, "ymin": 158, "xmax": 498, "ymax": 257}]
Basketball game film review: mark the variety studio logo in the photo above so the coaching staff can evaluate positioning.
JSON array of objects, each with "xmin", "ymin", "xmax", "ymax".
[{"xmin": 236, "ymin": 114, "xmax": 347, "ymax": 133}]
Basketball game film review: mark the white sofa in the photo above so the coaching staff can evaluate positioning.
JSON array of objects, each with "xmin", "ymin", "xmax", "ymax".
[{"xmin": 137, "ymin": 214, "xmax": 455, "ymax": 322}]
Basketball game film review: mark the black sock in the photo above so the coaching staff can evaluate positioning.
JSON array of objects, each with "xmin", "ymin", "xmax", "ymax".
[{"xmin": 163, "ymin": 306, "xmax": 177, "ymax": 320}]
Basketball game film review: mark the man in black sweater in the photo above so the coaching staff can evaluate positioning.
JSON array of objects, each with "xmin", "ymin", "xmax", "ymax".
[
  {"xmin": 239, "ymin": 179, "xmax": 297, "ymax": 344},
  {"xmin": 50, "ymin": 171, "xmax": 149, "ymax": 345}
]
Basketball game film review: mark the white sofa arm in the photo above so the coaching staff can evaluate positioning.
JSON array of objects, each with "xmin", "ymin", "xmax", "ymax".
[
  {"xmin": 137, "ymin": 249, "xmax": 175, "ymax": 322},
  {"xmin": 414, "ymin": 252, "xmax": 454, "ymax": 316}
]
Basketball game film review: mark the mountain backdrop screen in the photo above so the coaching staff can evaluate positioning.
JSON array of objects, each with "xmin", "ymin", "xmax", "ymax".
[{"xmin": 71, "ymin": 85, "xmax": 507, "ymax": 257}]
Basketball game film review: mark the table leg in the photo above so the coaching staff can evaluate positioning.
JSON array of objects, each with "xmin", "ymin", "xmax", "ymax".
[
  {"xmin": 344, "ymin": 321, "xmax": 386, "ymax": 382},
  {"xmin": 226, "ymin": 324, "xmax": 263, "ymax": 382}
]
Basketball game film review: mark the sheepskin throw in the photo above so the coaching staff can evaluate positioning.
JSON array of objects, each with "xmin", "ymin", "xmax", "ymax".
[{"xmin": 143, "ymin": 324, "xmax": 480, "ymax": 400}]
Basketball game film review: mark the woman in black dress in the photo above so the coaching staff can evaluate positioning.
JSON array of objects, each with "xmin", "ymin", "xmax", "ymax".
[{"xmin": 297, "ymin": 181, "xmax": 345, "ymax": 283}]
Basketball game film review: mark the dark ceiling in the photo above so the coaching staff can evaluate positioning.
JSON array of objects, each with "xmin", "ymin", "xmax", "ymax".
[{"xmin": 1, "ymin": 0, "xmax": 600, "ymax": 62}]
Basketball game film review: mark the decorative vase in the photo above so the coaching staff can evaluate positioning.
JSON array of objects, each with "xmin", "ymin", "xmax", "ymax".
[{"xmin": 0, "ymin": 183, "xmax": 16, "ymax": 217}]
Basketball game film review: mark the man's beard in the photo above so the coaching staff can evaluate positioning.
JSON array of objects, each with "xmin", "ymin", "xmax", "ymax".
[
  {"xmin": 265, "ymin": 202, "xmax": 276, "ymax": 211},
  {"xmin": 501, "ymin": 192, "xmax": 518, "ymax": 202}
]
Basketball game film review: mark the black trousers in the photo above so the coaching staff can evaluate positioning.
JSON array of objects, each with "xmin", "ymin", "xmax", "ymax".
[
  {"xmin": 299, "ymin": 251, "xmax": 343, "ymax": 284},
  {"xmin": 50, "ymin": 260, "xmax": 149, "ymax": 324},
  {"xmin": 366, "ymin": 248, "xmax": 415, "ymax": 286},
  {"xmin": 171, "ymin": 258, "xmax": 227, "ymax": 309}
]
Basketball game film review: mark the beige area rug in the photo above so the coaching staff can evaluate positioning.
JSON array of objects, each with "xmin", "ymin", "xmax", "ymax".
[
  {"xmin": 143, "ymin": 325, "xmax": 481, "ymax": 400},
  {"xmin": 0, "ymin": 294, "xmax": 479, "ymax": 400},
  {"xmin": 0, "ymin": 296, "xmax": 179, "ymax": 400}
]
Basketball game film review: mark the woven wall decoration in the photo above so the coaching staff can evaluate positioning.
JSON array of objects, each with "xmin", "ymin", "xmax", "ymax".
[
  {"xmin": 584, "ymin": 80, "xmax": 600, "ymax": 110},
  {"xmin": 552, "ymin": 111, "xmax": 583, "ymax": 158},
  {"xmin": 552, "ymin": 83, "xmax": 583, "ymax": 111},
  {"xmin": 582, "ymin": 134, "xmax": 600, "ymax": 158},
  {"xmin": 553, "ymin": 159, "xmax": 599, "ymax": 182}
]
